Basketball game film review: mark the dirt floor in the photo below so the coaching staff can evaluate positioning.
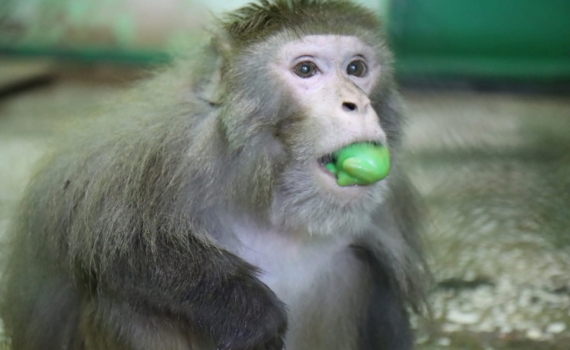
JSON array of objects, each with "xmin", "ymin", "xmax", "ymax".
[
  {"xmin": 0, "ymin": 59, "xmax": 569, "ymax": 349},
  {"xmin": 403, "ymin": 88, "xmax": 570, "ymax": 349}
]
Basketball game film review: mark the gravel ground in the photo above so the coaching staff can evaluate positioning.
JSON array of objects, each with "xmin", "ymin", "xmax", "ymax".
[
  {"xmin": 404, "ymin": 90, "xmax": 570, "ymax": 349},
  {"xmin": 0, "ymin": 61, "xmax": 569, "ymax": 348}
]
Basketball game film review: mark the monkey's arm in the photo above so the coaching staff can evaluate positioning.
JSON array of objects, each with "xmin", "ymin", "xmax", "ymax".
[
  {"xmin": 352, "ymin": 175, "xmax": 427, "ymax": 350},
  {"xmin": 88, "ymin": 230, "xmax": 287, "ymax": 350},
  {"xmin": 352, "ymin": 246, "xmax": 414, "ymax": 350}
]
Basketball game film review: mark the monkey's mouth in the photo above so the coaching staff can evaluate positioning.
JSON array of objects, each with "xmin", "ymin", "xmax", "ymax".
[
  {"xmin": 317, "ymin": 154, "xmax": 337, "ymax": 177},
  {"xmin": 315, "ymin": 153, "xmax": 367, "ymax": 194},
  {"xmin": 315, "ymin": 142, "xmax": 391, "ymax": 187}
]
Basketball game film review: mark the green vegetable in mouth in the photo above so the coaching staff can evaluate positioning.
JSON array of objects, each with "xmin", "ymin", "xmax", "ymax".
[{"xmin": 325, "ymin": 143, "xmax": 390, "ymax": 186}]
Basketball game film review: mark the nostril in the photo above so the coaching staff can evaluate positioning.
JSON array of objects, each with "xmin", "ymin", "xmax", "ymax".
[{"xmin": 342, "ymin": 102, "xmax": 357, "ymax": 112}]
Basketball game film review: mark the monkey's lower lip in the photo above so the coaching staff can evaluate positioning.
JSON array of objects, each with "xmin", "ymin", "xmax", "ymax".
[
  {"xmin": 317, "ymin": 154, "xmax": 336, "ymax": 177},
  {"xmin": 317, "ymin": 161, "xmax": 336, "ymax": 179},
  {"xmin": 315, "ymin": 162, "xmax": 369, "ymax": 195}
]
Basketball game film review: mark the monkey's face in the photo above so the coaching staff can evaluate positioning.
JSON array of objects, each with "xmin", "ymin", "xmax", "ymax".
[{"xmin": 267, "ymin": 35, "xmax": 390, "ymax": 235}]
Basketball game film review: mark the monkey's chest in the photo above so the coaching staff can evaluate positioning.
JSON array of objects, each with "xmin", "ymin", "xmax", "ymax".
[
  {"xmin": 227, "ymin": 226, "xmax": 366, "ymax": 350},
  {"xmin": 229, "ymin": 227, "xmax": 355, "ymax": 307}
]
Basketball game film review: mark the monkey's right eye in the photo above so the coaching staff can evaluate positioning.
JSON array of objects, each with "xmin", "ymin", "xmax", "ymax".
[{"xmin": 293, "ymin": 62, "xmax": 318, "ymax": 78}]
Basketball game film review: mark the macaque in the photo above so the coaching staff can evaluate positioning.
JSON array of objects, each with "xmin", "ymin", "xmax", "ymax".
[{"xmin": 0, "ymin": 1, "xmax": 427, "ymax": 349}]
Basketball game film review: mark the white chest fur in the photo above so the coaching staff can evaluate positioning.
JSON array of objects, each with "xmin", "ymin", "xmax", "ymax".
[
  {"xmin": 228, "ymin": 222, "xmax": 353, "ymax": 307},
  {"xmin": 221, "ymin": 220, "xmax": 367, "ymax": 350}
]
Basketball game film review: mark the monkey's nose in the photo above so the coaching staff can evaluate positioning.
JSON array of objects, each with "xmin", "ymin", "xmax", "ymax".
[{"xmin": 342, "ymin": 96, "xmax": 371, "ymax": 114}]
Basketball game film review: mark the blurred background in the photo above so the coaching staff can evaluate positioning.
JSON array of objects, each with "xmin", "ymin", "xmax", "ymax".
[{"xmin": 0, "ymin": 0, "xmax": 569, "ymax": 349}]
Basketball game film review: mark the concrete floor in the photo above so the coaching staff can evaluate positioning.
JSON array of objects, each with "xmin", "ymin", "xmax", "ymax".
[{"xmin": 0, "ymin": 59, "xmax": 569, "ymax": 349}]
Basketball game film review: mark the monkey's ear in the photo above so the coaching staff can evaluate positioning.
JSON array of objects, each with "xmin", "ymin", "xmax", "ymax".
[
  {"xmin": 211, "ymin": 30, "xmax": 234, "ymax": 58},
  {"xmin": 199, "ymin": 56, "xmax": 224, "ymax": 106},
  {"xmin": 199, "ymin": 33, "xmax": 233, "ymax": 106}
]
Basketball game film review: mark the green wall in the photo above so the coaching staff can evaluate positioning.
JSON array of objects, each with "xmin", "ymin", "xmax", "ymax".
[{"xmin": 387, "ymin": 0, "xmax": 570, "ymax": 80}]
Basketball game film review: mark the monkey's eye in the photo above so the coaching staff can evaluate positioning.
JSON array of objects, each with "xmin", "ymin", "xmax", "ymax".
[
  {"xmin": 293, "ymin": 61, "xmax": 318, "ymax": 78},
  {"xmin": 346, "ymin": 60, "xmax": 368, "ymax": 77}
]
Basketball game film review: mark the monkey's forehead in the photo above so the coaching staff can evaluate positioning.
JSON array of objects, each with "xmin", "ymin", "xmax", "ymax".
[{"xmin": 277, "ymin": 35, "xmax": 378, "ymax": 61}]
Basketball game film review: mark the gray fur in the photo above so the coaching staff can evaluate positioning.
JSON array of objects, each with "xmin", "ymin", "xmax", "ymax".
[{"xmin": 0, "ymin": 1, "xmax": 428, "ymax": 349}]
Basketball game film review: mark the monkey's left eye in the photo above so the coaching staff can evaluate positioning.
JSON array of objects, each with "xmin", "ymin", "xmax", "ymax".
[
  {"xmin": 346, "ymin": 60, "xmax": 368, "ymax": 77},
  {"xmin": 293, "ymin": 61, "xmax": 318, "ymax": 78}
]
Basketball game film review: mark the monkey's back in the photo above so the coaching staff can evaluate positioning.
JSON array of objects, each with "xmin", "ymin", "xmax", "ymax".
[{"xmin": 0, "ymin": 95, "xmax": 215, "ymax": 349}]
